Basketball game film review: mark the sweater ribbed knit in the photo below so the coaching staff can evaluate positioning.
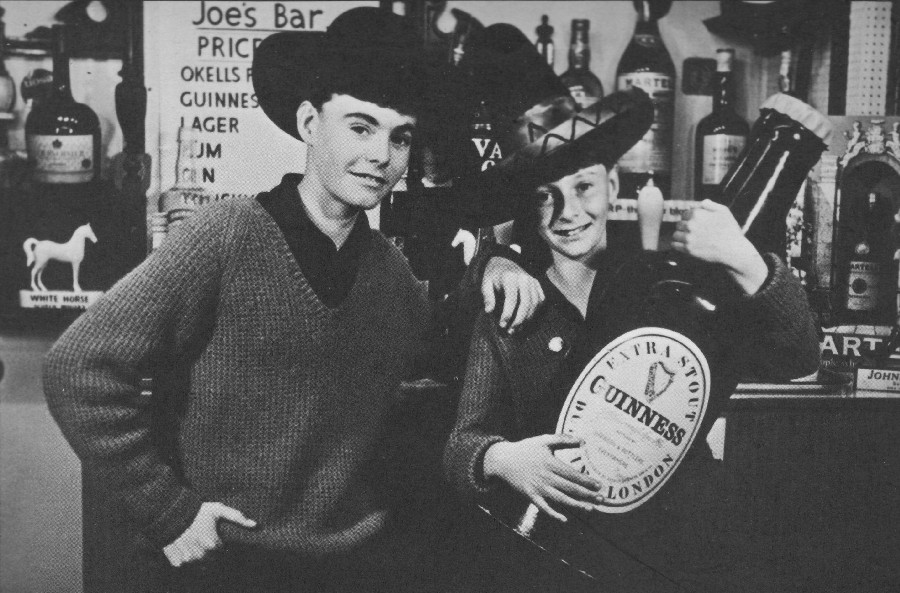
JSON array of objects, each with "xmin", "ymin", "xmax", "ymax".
[{"xmin": 43, "ymin": 195, "xmax": 431, "ymax": 554}]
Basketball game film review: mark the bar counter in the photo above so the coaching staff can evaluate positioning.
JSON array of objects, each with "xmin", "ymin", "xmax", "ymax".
[{"xmin": 81, "ymin": 379, "xmax": 900, "ymax": 592}]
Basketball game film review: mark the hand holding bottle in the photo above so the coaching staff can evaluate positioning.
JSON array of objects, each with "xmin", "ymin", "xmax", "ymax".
[
  {"xmin": 671, "ymin": 200, "xmax": 768, "ymax": 295},
  {"xmin": 483, "ymin": 435, "xmax": 603, "ymax": 522}
]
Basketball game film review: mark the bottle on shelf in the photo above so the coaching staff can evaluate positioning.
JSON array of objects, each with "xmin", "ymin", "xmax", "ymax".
[
  {"xmin": 535, "ymin": 15, "xmax": 555, "ymax": 70},
  {"xmin": 694, "ymin": 49, "xmax": 749, "ymax": 203},
  {"xmin": 615, "ymin": 0, "xmax": 676, "ymax": 202},
  {"xmin": 157, "ymin": 125, "xmax": 210, "ymax": 238},
  {"xmin": 843, "ymin": 192, "xmax": 896, "ymax": 325},
  {"xmin": 560, "ymin": 19, "xmax": 603, "ymax": 111},
  {"xmin": 25, "ymin": 25, "xmax": 100, "ymax": 186}
]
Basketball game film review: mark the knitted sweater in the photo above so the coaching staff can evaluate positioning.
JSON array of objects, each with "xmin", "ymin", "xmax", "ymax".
[{"xmin": 43, "ymin": 196, "xmax": 432, "ymax": 555}]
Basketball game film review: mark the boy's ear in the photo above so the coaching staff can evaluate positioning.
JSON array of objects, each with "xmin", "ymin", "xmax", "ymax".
[
  {"xmin": 296, "ymin": 101, "xmax": 319, "ymax": 144},
  {"xmin": 606, "ymin": 165, "xmax": 620, "ymax": 203}
]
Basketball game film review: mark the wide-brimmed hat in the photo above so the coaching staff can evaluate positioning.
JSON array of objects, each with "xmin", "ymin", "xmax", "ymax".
[
  {"xmin": 453, "ymin": 24, "xmax": 654, "ymax": 227},
  {"xmin": 252, "ymin": 7, "xmax": 441, "ymax": 141}
]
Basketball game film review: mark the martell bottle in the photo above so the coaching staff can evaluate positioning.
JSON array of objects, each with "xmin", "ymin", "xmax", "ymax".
[
  {"xmin": 695, "ymin": 49, "xmax": 748, "ymax": 202},
  {"xmin": 615, "ymin": 0, "xmax": 676, "ymax": 201},
  {"xmin": 560, "ymin": 19, "xmax": 603, "ymax": 111},
  {"xmin": 844, "ymin": 192, "xmax": 894, "ymax": 324},
  {"xmin": 535, "ymin": 15, "xmax": 555, "ymax": 69},
  {"xmin": 25, "ymin": 25, "xmax": 100, "ymax": 186}
]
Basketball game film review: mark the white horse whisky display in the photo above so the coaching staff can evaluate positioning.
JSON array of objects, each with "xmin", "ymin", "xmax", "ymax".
[{"xmin": 23, "ymin": 223, "xmax": 97, "ymax": 293}]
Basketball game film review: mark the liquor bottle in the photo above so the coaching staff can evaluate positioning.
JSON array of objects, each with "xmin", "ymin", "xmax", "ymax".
[
  {"xmin": 25, "ymin": 25, "xmax": 100, "ymax": 186},
  {"xmin": 157, "ymin": 125, "xmax": 210, "ymax": 236},
  {"xmin": 844, "ymin": 192, "xmax": 894, "ymax": 324},
  {"xmin": 535, "ymin": 15, "xmax": 555, "ymax": 70},
  {"xmin": 0, "ymin": 10, "xmax": 15, "ymax": 113},
  {"xmin": 694, "ymin": 49, "xmax": 748, "ymax": 202},
  {"xmin": 560, "ymin": 19, "xmax": 603, "ymax": 111},
  {"xmin": 615, "ymin": 0, "xmax": 676, "ymax": 202}
]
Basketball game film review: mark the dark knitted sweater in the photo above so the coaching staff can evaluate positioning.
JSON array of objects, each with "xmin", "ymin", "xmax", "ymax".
[{"xmin": 43, "ymin": 195, "xmax": 432, "ymax": 555}]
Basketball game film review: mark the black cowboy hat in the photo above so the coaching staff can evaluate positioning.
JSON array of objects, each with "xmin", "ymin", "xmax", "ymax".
[
  {"xmin": 453, "ymin": 24, "xmax": 654, "ymax": 228},
  {"xmin": 252, "ymin": 7, "xmax": 442, "ymax": 141}
]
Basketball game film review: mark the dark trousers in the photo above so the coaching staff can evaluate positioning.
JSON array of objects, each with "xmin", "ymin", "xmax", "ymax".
[{"xmin": 169, "ymin": 540, "xmax": 424, "ymax": 593}]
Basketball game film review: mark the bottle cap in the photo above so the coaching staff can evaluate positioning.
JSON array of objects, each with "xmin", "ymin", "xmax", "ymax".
[
  {"xmin": 715, "ymin": 49, "xmax": 734, "ymax": 72},
  {"xmin": 760, "ymin": 93, "xmax": 833, "ymax": 144}
]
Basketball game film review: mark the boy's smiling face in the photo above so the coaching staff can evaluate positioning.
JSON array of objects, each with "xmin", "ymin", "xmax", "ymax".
[
  {"xmin": 299, "ymin": 93, "xmax": 416, "ymax": 212},
  {"xmin": 537, "ymin": 164, "xmax": 618, "ymax": 264}
]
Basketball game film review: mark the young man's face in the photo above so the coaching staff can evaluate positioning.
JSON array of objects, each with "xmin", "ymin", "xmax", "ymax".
[
  {"xmin": 300, "ymin": 94, "xmax": 416, "ymax": 211},
  {"xmin": 537, "ymin": 164, "xmax": 618, "ymax": 263}
]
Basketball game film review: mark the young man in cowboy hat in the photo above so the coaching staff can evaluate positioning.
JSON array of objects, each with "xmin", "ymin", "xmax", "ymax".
[
  {"xmin": 43, "ymin": 7, "xmax": 542, "ymax": 592},
  {"xmin": 442, "ymin": 23, "xmax": 820, "ymax": 593}
]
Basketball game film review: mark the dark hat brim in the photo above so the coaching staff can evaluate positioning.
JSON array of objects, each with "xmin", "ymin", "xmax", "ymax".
[
  {"xmin": 252, "ymin": 31, "xmax": 324, "ymax": 140},
  {"xmin": 454, "ymin": 87, "xmax": 654, "ymax": 228}
]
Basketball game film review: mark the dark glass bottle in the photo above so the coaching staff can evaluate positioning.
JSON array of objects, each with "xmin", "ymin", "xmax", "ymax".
[
  {"xmin": 25, "ymin": 25, "xmax": 100, "ymax": 186},
  {"xmin": 695, "ymin": 49, "xmax": 749, "ymax": 202},
  {"xmin": 615, "ymin": 0, "xmax": 676, "ymax": 202},
  {"xmin": 535, "ymin": 15, "xmax": 555, "ymax": 69},
  {"xmin": 843, "ymin": 192, "xmax": 895, "ymax": 324},
  {"xmin": 158, "ymin": 125, "xmax": 211, "ymax": 236},
  {"xmin": 560, "ymin": 19, "xmax": 603, "ymax": 111}
]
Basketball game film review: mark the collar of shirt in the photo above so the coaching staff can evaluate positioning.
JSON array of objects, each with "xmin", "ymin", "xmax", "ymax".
[{"xmin": 258, "ymin": 173, "xmax": 372, "ymax": 308}]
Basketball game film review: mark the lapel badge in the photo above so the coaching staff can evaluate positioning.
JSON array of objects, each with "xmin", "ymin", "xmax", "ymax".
[{"xmin": 548, "ymin": 337, "xmax": 564, "ymax": 352}]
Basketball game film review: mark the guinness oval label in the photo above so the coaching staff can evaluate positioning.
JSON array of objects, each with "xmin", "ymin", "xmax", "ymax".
[{"xmin": 555, "ymin": 327, "xmax": 711, "ymax": 513}]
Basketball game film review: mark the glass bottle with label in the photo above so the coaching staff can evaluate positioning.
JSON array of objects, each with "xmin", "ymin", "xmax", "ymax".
[
  {"xmin": 844, "ymin": 192, "xmax": 895, "ymax": 324},
  {"xmin": 695, "ymin": 49, "xmax": 748, "ymax": 202},
  {"xmin": 157, "ymin": 126, "xmax": 210, "ymax": 237},
  {"xmin": 560, "ymin": 19, "xmax": 603, "ymax": 111},
  {"xmin": 615, "ymin": 0, "xmax": 676, "ymax": 202},
  {"xmin": 535, "ymin": 15, "xmax": 555, "ymax": 70},
  {"xmin": 25, "ymin": 25, "xmax": 100, "ymax": 186}
]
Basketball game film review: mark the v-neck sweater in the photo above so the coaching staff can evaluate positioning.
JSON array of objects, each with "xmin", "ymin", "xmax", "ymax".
[{"xmin": 44, "ymin": 194, "xmax": 432, "ymax": 555}]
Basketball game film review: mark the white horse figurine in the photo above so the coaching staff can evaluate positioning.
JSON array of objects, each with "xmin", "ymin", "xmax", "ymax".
[{"xmin": 23, "ymin": 223, "xmax": 98, "ymax": 293}]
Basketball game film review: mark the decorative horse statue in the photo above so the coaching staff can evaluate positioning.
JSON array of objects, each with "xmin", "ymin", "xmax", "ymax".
[{"xmin": 23, "ymin": 224, "xmax": 98, "ymax": 293}]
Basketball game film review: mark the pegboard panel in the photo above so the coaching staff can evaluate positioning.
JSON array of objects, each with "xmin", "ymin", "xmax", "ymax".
[{"xmin": 846, "ymin": 1, "xmax": 893, "ymax": 115}]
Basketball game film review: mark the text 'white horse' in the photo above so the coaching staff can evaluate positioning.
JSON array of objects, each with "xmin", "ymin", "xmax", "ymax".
[{"xmin": 23, "ymin": 224, "xmax": 98, "ymax": 293}]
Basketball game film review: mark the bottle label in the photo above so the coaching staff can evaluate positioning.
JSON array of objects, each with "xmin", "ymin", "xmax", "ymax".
[
  {"xmin": 616, "ymin": 72, "xmax": 674, "ymax": 174},
  {"xmin": 27, "ymin": 134, "xmax": 95, "ymax": 183},
  {"xmin": 555, "ymin": 327, "xmax": 710, "ymax": 513},
  {"xmin": 567, "ymin": 85, "xmax": 600, "ymax": 110},
  {"xmin": 702, "ymin": 135, "xmax": 746, "ymax": 185},
  {"xmin": 847, "ymin": 260, "xmax": 881, "ymax": 311},
  {"xmin": 471, "ymin": 136, "xmax": 503, "ymax": 171}
]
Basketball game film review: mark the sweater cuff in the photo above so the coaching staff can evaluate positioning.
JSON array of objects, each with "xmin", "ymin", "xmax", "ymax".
[
  {"xmin": 468, "ymin": 435, "xmax": 508, "ymax": 496},
  {"xmin": 144, "ymin": 488, "xmax": 204, "ymax": 548},
  {"xmin": 739, "ymin": 254, "xmax": 801, "ymax": 321}
]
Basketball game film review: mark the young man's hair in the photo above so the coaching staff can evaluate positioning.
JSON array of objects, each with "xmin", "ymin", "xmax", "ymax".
[{"xmin": 307, "ymin": 75, "xmax": 422, "ymax": 119}]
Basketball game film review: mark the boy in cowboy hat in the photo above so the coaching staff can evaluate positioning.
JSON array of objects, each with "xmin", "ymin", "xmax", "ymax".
[
  {"xmin": 43, "ymin": 7, "xmax": 543, "ymax": 593},
  {"xmin": 443, "ymin": 23, "xmax": 820, "ymax": 593}
]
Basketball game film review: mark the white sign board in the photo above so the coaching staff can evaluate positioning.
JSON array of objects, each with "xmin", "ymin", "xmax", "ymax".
[{"xmin": 143, "ymin": 1, "xmax": 377, "ymax": 207}]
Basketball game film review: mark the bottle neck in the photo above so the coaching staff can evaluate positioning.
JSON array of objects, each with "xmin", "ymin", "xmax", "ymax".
[
  {"xmin": 51, "ymin": 27, "xmax": 74, "ymax": 101},
  {"xmin": 633, "ymin": 7, "xmax": 662, "ymax": 45},
  {"xmin": 175, "ymin": 130, "xmax": 198, "ymax": 185},
  {"xmin": 568, "ymin": 32, "xmax": 590, "ymax": 70},
  {"xmin": 713, "ymin": 71, "xmax": 734, "ymax": 112},
  {"xmin": 52, "ymin": 53, "xmax": 73, "ymax": 100}
]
